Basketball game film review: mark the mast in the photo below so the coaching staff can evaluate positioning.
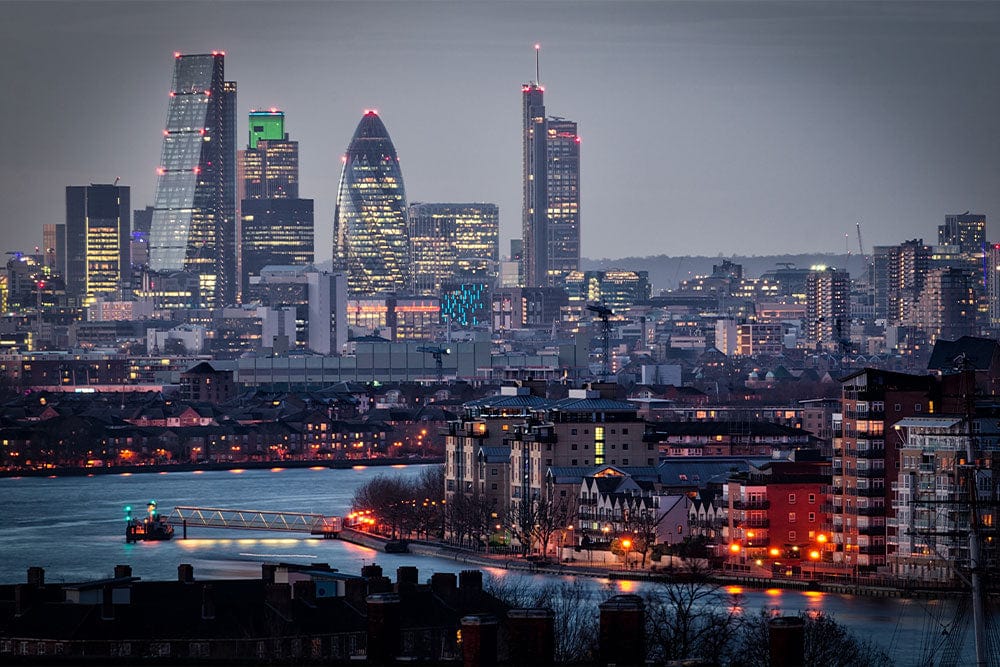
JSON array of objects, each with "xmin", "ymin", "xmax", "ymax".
[{"xmin": 960, "ymin": 357, "xmax": 987, "ymax": 667}]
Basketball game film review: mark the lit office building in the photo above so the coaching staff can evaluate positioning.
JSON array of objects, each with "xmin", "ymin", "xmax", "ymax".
[
  {"xmin": 939, "ymin": 213, "xmax": 986, "ymax": 254},
  {"xmin": 408, "ymin": 202, "xmax": 499, "ymax": 295},
  {"xmin": 334, "ymin": 110, "xmax": 409, "ymax": 295},
  {"xmin": 148, "ymin": 52, "xmax": 237, "ymax": 307},
  {"xmin": 240, "ymin": 199, "xmax": 314, "ymax": 297},
  {"xmin": 65, "ymin": 184, "xmax": 130, "ymax": 304}
]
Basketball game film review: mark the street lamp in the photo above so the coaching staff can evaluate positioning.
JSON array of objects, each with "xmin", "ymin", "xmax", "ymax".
[
  {"xmin": 809, "ymin": 549, "xmax": 821, "ymax": 579},
  {"xmin": 621, "ymin": 538, "xmax": 632, "ymax": 570}
]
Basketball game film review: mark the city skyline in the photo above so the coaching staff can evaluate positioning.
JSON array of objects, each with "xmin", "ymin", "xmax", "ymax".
[{"xmin": 4, "ymin": 2, "xmax": 1000, "ymax": 262}]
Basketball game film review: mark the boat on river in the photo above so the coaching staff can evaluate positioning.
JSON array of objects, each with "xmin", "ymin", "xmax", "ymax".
[{"xmin": 125, "ymin": 500, "xmax": 174, "ymax": 543}]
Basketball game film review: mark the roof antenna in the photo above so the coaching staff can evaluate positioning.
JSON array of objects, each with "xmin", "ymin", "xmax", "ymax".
[{"xmin": 535, "ymin": 43, "xmax": 541, "ymax": 85}]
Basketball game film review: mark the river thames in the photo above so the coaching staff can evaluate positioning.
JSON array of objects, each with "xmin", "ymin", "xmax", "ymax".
[{"xmin": 0, "ymin": 464, "xmax": 985, "ymax": 664}]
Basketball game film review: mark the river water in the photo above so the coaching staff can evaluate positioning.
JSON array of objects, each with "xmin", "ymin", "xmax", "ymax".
[{"xmin": 0, "ymin": 465, "xmax": 986, "ymax": 665}]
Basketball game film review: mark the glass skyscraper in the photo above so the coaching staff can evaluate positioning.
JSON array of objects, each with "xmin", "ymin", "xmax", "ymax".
[
  {"xmin": 148, "ymin": 52, "xmax": 236, "ymax": 307},
  {"xmin": 408, "ymin": 202, "xmax": 499, "ymax": 295},
  {"xmin": 521, "ymin": 77, "xmax": 581, "ymax": 288},
  {"xmin": 334, "ymin": 111, "xmax": 409, "ymax": 296}
]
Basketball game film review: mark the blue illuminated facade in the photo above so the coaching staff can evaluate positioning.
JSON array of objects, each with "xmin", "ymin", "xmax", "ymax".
[{"xmin": 440, "ymin": 282, "xmax": 490, "ymax": 328}]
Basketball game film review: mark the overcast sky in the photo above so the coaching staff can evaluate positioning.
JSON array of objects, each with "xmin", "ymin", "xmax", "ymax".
[{"xmin": 3, "ymin": 1, "xmax": 1000, "ymax": 262}]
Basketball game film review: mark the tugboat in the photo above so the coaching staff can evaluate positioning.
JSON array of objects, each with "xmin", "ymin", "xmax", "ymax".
[{"xmin": 125, "ymin": 500, "xmax": 174, "ymax": 543}]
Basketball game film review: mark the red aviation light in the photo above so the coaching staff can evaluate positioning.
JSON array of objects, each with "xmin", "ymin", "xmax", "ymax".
[
  {"xmin": 269, "ymin": 107, "xmax": 278, "ymax": 113},
  {"xmin": 210, "ymin": 50, "xmax": 226, "ymax": 57},
  {"xmin": 575, "ymin": 136, "xmax": 581, "ymax": 143},
  {"xmin": 174, "ymin": 52, "xmax": 182, "ymax": 59},
  {"xmin": 199, "ymin": 128, "xmax": 206, "ymax": 135},
  {"xmin": 192, "ymin": 166, "xmax": 201, "ymax": 174},
  {"xmin": 204, "ymin": 90, "xmax": 211, "ymax": 96},
  {"xmin": 364, "ymin": 108, "xmax": 379, "ymax": 116},
  {"xmin": 156, "ymin": 167, "xmax": 165, "ymax": 175},
  {"xmin": 169, "ymin": 92, "xmax": 176, "ymax": 97},
  {"xmin": 535, "ymin": 43, "xmax": 541, "ymax": 50},
  {"xmin": 341, "ymin": 155, "xmax": 348, "ymax": 164}
]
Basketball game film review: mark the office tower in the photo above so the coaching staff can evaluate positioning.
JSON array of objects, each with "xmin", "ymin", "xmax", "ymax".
[
  {"xmin": 240, "ymin": 199, "xmax": 315, "ymax": 293},
  {"xmin": 805, "ymin": 266, "xmax": 850, "ymax": 351},
  {"xmin": 408, "ymin": 203, "xmax": 499, "ymax": 295},
  {"xmin": 238, "ymin": 109, "xmax": 299, "ymax": 202},
  {"xmin": 564, "ymin": 270, "xmax": 650, "ymax": 311},
  {"xmin": 887, "ymin": 239, "xmax": 932, "ymax": 326},
  {"xmin": 939, "ymin": 213, "xmax": 986, "ymax": 253},
  {"xmin": 521, "ymin": 52, "xmax": 581, "ymax": 288},
  {"xmin": 65, "ymin": 184, "xmax": 130, "ymax": 304},
  {"xmin": 237, "ymin": 109, "xmax": 312, "ymax": 298},
  {"xmin": 42, "ymin": 224, "xmax": 64, "ymax": 274},
  {"xmin": 334, "ymin": 110, "xmax": 409, "ymax": 295},
  {"xmin": 148, "ymin": 52, "xmax": 236, "ymax": 308}
]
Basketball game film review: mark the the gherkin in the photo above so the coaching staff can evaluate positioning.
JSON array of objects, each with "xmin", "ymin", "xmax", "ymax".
[{"xmin": 333, "ymin": 111, "xmax": 409, "ymax": 295}]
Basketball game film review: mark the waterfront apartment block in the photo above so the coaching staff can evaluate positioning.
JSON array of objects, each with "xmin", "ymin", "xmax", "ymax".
[
  {"xmin": 831, "ymin": 368, "xmax": 934, "ymax": 573},
  {"xmin": 889, "ymin": 415, "xmax": 1000, "ymax": 583}
]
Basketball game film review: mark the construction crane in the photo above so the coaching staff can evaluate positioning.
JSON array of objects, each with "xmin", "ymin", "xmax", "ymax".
[
  {"xmin": 586, "ymin": 303, "xmax": 613, "ymax": 381},
  {"xmin": 416, "ymin": 345, "xmax": 450, "ymax": 382},
  {"xmin": 856, "ymin": 221, "xmax": 868, "ymax": 265}
]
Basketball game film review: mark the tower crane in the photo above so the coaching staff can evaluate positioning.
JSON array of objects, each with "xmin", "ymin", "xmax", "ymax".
[
  {"xmin": 586, "ymin": 303, "xmax": 613, "ymax": 380},
  {"xmin": 416, "ymin": 345, "xmax": 450, "ymax": 382}
]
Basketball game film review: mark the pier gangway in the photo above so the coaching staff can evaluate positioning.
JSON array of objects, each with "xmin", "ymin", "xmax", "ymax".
[{"xmin": 166, "ymin": 506, "xmax": 341, "ymax": 538}]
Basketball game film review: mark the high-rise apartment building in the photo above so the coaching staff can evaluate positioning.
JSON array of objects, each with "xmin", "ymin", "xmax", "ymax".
[
  {"xmin": 148, "ymin": 52, "xmax": 237, "ymax": 307},
  {"xmin": 334, "ymin": 111, "xmax": 409, "ymax": 295},
  {"xmin": 237, "ymin": 109, "xmax": 313, "ymax": 299},
  {"xmin": 805, "ymin": 266, "xmax": 850, "ymax": 352},
  {"xmin": 65, "ymin": 184, "xmax": 130, "ymax": 304},
  {"xmin": 831, "ymin": 369, "xmax": 933, "ymax": 573},
  {"xmin": 408, "ymin": 203, "xmax": 499, "ymax": 295},
  {"xmin": 939, "ymin": 213, "xmax": 986, "ymax": 253},
  {"xmin": 521, "ymin": 57, "xmax": 580, "ymax": 288},
  {"xmin": 911, "ymin": 268, "xmax": 978, "ymax": 344}
]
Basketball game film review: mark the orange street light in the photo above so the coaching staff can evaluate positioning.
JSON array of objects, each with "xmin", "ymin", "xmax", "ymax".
[
  {"xmin": 817, "ymin": 534, "xmax": 828, "ymax": 544},
  {"xmin": 729, "ymin": 543, "xmax": 741, "ymax": 554},
  {"xmin": 769, "ymin": 547, "xmax": 781, "ymax": 557}
]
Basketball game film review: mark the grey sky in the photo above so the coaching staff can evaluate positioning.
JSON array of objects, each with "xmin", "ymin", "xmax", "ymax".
[{"xmin": 3, "ymin": 1, "xmax": 1000, "ymax": 263}]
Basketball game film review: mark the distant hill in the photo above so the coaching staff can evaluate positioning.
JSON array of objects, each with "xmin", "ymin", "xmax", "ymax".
[{"xmin": 582, "ymin": 253, "xmax": 856, "ymax": 292}]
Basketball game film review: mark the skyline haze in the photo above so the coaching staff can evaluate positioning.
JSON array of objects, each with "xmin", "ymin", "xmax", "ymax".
[{"xmin": 3, "ymin": 1, "xmax": 1000, "ymax": 263}]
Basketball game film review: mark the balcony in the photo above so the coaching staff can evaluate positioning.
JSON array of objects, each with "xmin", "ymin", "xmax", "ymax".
[
  {"xmin": 733, "ymin": 500, "xmax": 770, "ymax": 510},
  {"xmin": 858, "ymin": 544, "xmax": 887, "ymax": 556},
  {"xmin": 855, "ymin": 468, "xmax": 886, "ymax": 479},
  {"xmin": 847, "ymin": 487, "xmax": 886, "ymax": 498},
  {"xmin": 854, "ymin": 506, "xmax": 886, "ymax": 516},
  {"xmin": 735, "ymin": 517, "xmax": 770, "ymax": 528},
  {"xmin": 858, "ymin": 525, "xmax": 886, "ymax": 536},
  {"xmin": 846, "ymin": 448, "xmax": 886, "ymax": 459}
]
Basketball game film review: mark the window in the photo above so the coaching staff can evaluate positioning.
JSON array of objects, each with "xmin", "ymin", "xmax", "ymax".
[
  {"xmin": 808, "ymin": 494, "xmax": 816, "ymax": 504},
  {"xmin": 647, "ymin": 458, "xmax": 655, "ymax": 465},
  {"xmin": 623, "ymin": 428, "xmax": 629, "ymax": 435},
  {"xmin": 894, "ymin": 404, "xmax": 901, "ymax": 412},
  {"xmin": 571, "ymin": 443, "xmax": 578, "ymax": 450},
  {"xmin": 490, "ymin": 468, "xmax": 497, "ymax": 476},
  {"xmin": 572, "ymin": 459, "xmax": 578, "ymax": 466},
  {"xmin": 623, "ymin": 443, "xmax": 629, "ymax": 450},
  {"xmin": 788, "ymin": 512, "xmax": 797, "ymax": 523},
  {"xmin": 571, "ymin": 428, "xmax": 578, "ymax": 435},
  {"xmin": 914, "ymin": 404, "xmax": 922, "ymax": 412},
  {"xmin": 677, "ymin": 524, "xmax": 683, "ymax": 534},
  {"xmin": 622, "ymin": 458, "xmax": 629, "ymax": 465},
  {"xmin": 788, "ymin": 493, "xmax": 796, "ymax": 504},
  {"xmin": 788, "ymin": 531, "xmax": 797, "ymax": 541},
  {"xmin": 610, "ymin": 429, "xmax": 616, "ymax": 434},
  {"xmin": 491, "ymin": 483, "xmax": 498, "ymax": 490},
  {"xmin": 808, "ymin": 512, "xmax": 816, "ymax": 522}
]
